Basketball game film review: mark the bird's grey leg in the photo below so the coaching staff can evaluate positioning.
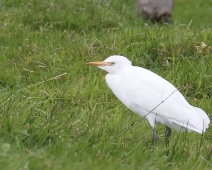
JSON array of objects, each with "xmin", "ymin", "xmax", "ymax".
[
  {"xmin": 165, "ymin": 126, "xmax": 171, "ymax": 138},
  {"xmin": 148, "ymin": 116, "xmax": 159, "ymax": 144},
  {"xmin": 153, "ymin": 127, "xmax": 159, "ymax": 141},
  {"xmin": 165, "ymin": 126, "xmax": 171, "ymax": 146},
  {"xmin": 152, "ymin": 127, "xmax": 159, "ymax": 147}
]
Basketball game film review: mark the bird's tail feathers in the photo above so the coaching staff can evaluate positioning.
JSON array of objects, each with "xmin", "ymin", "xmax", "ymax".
[
  {"xmin": 170, "ymin": 119, "xmax": 205, "ymax": 134},
  {"xmin": 193, "ymin": 106, "xmax": 210, "ymax": 130},
  {"xmin": 168, "ymin": 107, "xmax": 210, "ymax": 134}
]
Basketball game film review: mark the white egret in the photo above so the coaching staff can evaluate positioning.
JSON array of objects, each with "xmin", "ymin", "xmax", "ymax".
[{"xmin": 87, "ymin": 55, "xmax": 210, "ymax": 140}]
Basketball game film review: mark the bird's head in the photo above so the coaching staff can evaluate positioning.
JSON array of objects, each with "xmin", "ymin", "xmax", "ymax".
[{"xmin": 87, "ymin": 55, "xmax": 132, "ymax": 74}]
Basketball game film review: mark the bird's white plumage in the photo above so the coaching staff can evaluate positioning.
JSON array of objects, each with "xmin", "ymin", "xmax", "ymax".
[{"xmin": 94, "ymin": 55, "xmax": 210, "ymax": 134}]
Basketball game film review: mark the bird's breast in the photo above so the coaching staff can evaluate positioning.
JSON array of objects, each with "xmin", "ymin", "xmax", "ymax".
[{"xmin": 105, "ymin": 74, "xmax": 132, "ymax": 107}]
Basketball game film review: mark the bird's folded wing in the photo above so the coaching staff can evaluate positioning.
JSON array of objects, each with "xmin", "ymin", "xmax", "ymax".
[{"xmin": 123, "ymin": 67, "xmax": 209, "ymax": 132}]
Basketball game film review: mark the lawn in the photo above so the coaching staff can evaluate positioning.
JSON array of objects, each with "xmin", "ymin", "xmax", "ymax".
[{"xmin": 0, "ymin": 0, "xmax": 212, "ymax": 169}]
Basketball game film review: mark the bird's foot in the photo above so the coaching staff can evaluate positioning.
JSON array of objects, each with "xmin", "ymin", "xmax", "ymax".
[
  {"xmin": 165, "ymin": 126, "xmax": 171, "ymax": 146},
  {"xmin": 152, "ymin": 130, "xmax": 159, "ymax": 146}
]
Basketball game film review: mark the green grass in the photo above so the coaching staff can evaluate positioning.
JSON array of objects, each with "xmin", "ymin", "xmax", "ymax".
[{"xmin": 0, "ymin": 0, "xmax": 212, "ymax": 169}]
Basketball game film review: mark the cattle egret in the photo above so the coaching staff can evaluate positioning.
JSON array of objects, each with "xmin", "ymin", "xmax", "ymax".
[{"xmin": 87, "ymin": 55, "xmax": 210, "ymax": 140}]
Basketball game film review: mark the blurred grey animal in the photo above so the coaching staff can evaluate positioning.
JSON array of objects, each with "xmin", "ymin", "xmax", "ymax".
[{"xmin": 136, "ymin": 0, "xmax": 174, "ymax": 22}]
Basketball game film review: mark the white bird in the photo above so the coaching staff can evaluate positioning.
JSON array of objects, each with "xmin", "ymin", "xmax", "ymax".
[{"xmin": 87, "ymin": 55, "xmax": 210, "ymax": 140}]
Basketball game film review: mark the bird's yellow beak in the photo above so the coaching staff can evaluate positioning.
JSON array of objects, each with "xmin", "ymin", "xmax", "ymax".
[{"xmin": 87, "ymin": 61, "xmax": 114, "ymax": 66}]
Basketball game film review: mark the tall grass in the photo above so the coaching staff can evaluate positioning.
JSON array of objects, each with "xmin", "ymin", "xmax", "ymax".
[{"xmin": 0, "ymin": 0, "xmax": 211, "ymax": 169}]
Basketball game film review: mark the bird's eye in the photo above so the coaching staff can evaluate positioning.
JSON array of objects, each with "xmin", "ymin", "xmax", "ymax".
[{"xmin": 111, "ymin": 62, "xmax": 115, "ymax": 65}]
